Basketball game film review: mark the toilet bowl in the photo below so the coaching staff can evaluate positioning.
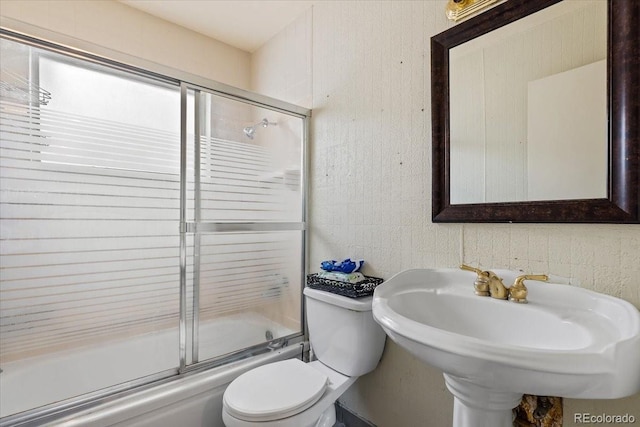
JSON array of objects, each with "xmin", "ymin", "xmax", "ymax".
[
  {"xmin": 221, "ymin": 287, "xmax": 386, "ymax": 427},
  {"xmin": 222, "ymin": 359, "xmax": 356, "ymax": 427}
]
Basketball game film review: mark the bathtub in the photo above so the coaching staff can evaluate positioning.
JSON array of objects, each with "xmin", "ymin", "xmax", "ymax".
[{"xmin": 1, "ymin": 313, "xmax": 303, "ymax": 427}]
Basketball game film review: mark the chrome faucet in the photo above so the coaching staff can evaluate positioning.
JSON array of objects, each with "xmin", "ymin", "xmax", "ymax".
[{"xmin": 460, "ymin": 265, "xmax": 548, "ymax": 303}]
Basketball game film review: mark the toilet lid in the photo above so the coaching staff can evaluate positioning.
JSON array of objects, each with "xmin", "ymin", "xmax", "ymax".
[{"xmin": 223, "ymin": 359, "xmax": 329, "ymax": 422}]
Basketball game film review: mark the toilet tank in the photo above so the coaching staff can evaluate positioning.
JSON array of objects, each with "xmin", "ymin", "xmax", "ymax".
[{"xmin": 303, "ymin": 287, "xmax": 386, "ymax": 377}]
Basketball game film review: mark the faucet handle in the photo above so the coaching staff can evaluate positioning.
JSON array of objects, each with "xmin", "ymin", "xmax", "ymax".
[
  {"xmin": 460, "ymin": 264, "xmax": 484, "ymax": 275},
  {"xmin": 460, "ymin": 264, "xmax": 491, "ymax": 296},
  {"xmin": 509, "ymin": 274, "xmax": 548, "ymax": 303}
]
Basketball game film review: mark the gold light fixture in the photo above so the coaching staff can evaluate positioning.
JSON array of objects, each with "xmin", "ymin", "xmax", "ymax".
[{"xmin": 445, "ymin": 0, "xmax": 499, "ymax": 22}]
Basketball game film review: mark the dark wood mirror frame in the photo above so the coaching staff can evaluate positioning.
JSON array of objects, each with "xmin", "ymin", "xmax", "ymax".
[{"xmin": 431, "ymin": 0, "xmax": 639, "ymax": 223}]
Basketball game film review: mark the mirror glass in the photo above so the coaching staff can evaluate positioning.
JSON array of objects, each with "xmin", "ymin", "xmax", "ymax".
[{"xmin": 448, "ymin": 1, "xmax": 607, "ymax": 204}]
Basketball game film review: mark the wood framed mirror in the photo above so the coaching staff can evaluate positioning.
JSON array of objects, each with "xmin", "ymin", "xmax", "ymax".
[{"xmin": 431, "ymin": 0, "xmax": 639, "ymax": 223}]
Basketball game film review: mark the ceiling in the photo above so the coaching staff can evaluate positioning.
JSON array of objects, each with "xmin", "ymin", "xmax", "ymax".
[{"xmin": 119, "ymin": 0, "xmax": 315, "ymax": 53}]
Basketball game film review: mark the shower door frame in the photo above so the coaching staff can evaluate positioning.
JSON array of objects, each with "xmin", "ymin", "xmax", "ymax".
[
  {"xmin": 178, "ymin": 82, "xmax": 310, "ymax": 372},
  {"xmin": 0, "ymin": 22, "xmax": 311, "ymax": 426}
]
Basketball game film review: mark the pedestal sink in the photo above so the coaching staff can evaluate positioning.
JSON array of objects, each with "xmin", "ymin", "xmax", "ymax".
[{"xmin": 372, "ymin": 268, "xmax": 640, "ymax": 427}]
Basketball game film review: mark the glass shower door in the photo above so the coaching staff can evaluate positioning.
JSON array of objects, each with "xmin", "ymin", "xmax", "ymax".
[
  {"xmin": 182, "ymin": 87, "xmax": 306, "ymax": 366},
  {"xmin": 1, "ymin": 32, "xmax": 309, "ymax": 425},
  {"xmin": 0, "ymin": 37, "xmax": 181, "ymax": 418}
]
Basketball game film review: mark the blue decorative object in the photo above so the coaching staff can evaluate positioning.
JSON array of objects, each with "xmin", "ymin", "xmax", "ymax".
[{"xmin": 320, "ymin": 258, "xmax": 364, "ymax": 274}]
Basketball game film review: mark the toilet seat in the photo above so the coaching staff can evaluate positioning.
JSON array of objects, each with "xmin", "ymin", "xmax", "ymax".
[{"xmin": 223, "ymin": 359, "xmax": 329, "ymax": 422}]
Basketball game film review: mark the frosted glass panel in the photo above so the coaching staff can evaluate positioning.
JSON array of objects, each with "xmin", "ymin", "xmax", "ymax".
[
  {"xmin": 186, "ymin": 91, "xmax": 305, "ymax": 363},
  {"xmin": 194, "ymin": 231, "xmax": 302, "ymax": 361},
  {"xmin": 196, "ymin": 93, "xmax": 303, "ymax": 222},
  {"xmin": 0, "ymin": 38, "xmax": 181, "ymax": 417}
]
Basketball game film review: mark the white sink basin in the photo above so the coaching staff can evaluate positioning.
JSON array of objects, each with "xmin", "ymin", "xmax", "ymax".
[{"xmin": 372, "ymin": 268, "xmax": 640, "ymax": 427}]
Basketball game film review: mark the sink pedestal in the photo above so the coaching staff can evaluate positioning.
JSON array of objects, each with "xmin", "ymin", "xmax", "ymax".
[{"xmin": 444, "ymin": 374, "xmax": 522, "ymax": 427}]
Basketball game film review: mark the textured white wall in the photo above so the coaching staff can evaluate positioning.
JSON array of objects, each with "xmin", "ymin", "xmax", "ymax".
[
  {"xmin": 0, "ymin": 0, "xmax": 251, "ymax": 89},
  {"xmin": 253, "ymin": 2, "xmax": 640, "ymax": 426},
  {"xmin": 250, "ymin": 7, "xmax": 312, "ymax": 108},
  {"xmin": 309, "ymin": 3, "xmax": 456, "ymax": 425}
]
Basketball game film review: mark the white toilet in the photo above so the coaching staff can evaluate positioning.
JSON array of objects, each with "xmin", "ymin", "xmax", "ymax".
[{"xmin": 222, "ymin": 287, "xmax": 386, "ymax": 427}]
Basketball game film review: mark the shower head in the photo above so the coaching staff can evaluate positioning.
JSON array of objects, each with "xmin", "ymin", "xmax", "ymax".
[{"xmin": 243, "ymin": 118, "xmax": 276, "ymax": 139}]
